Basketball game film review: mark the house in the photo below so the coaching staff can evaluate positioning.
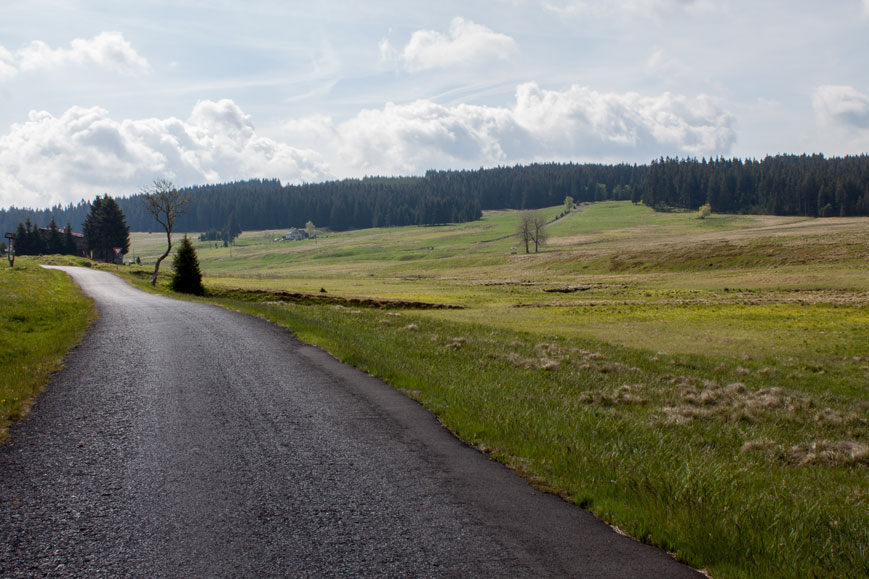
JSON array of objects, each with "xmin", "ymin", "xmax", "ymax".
[
  {"xmin": 38, "ymin": 226, "xmax": 88, "ymax": 256},
  {"xmin": 283, "ymin": 228, "xmax": 309, "ymax": 241}
]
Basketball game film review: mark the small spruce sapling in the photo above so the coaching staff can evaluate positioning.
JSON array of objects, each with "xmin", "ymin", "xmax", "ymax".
[{"xmin": 170, "ymin": 235, "xmax": 204, "ymax": 295}]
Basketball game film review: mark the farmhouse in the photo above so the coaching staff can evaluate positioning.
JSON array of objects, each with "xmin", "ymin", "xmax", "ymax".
[
  {"xmin": 38, "ymin": 226, "xmax": 88, "ymax": 256},
  {"xmin": 275, "ymin": 228, "xmax": 309, "ymax": 242}
]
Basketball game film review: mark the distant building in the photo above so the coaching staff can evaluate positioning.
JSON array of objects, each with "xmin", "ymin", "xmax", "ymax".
[
  {"xmin": 283, "ymin": 228, "xmax": 309, "ymax": 241},
  {"xmin": 38, "ymin": 226, "xmax": 88, "ymax": 256}
]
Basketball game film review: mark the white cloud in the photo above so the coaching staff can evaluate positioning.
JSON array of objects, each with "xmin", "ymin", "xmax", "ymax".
[
  {"xmin": 813, "ymin": 85, "xmax": 869, "ymax": 129},
  {"xmin": 285, "ymin": 82, "xmax": 735, "ymax": 176},
  {"xmin": 2, "ymin": 84, "xmax": 735, "ymax": 209},
  {"xmin": 383, "ymin": 17, "xmax": 518, "ymax": 73},
  {"xmin": 0, "ymin": 46, "xmax": 17, "ymax": 81},
  {"xmin": 0, "ymin": 100, "xmax": 330, "ymax": 208},
  {"xmin": 863, "ymin": 0, "xmax": 869, "ymax": 17},
  {"xmin": 0, "ymin": 32, "xmax": 149, "ymax": 81}
]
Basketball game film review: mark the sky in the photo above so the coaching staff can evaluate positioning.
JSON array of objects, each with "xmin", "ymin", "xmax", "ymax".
[{"xmin": 1, "ymin": 0, "xmax": 868, "ymax": 210}]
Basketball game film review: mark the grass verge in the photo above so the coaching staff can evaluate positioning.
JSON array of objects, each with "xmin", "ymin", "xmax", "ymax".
[{"xmin": 0, "ymin": 257, "xmax": 95, "ymax": 443}]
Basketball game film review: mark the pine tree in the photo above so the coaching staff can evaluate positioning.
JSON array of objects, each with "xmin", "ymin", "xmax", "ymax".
[
  {"xmin": 47, "ymin": 218, "xmax": 62, "ymax": 254},
  {"xmin": 170, "ymin": 235, "xmax": 204, "ymax": 295},
  {"xmin": 83, "ymin": 195, "xmax": 130, "ymax": 262},
  {"xmin": 14, "ymin": 221, "xmax": 29, "ymax": 255},
  {"xmin": 63, "ymin": 222, "xmax": 77, "ymax": 255}
]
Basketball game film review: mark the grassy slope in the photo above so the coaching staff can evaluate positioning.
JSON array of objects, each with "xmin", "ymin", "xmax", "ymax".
[
  {"xmin": 0, "ymin": 258, "xmax": 95, "ymax": 442},
  {"xmin": 120, "ymin": 202, "xmax": 867, "ymax": 577}
]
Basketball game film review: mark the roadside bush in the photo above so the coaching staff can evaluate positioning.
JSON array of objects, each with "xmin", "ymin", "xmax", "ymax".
[{"xmin": 170, "ymin": 235, "xmax": 204, "ymax": 295}]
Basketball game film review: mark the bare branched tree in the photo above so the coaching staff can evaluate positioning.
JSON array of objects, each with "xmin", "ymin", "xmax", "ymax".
[
  {"xmin": 531, "ymin": 212, "xmax": 547, "ymax": 252},
  {"xmin": 517, "ymin": 211, "xmax": 534, "ymax": 254},
  {"xmin": 141, "ymin": 179, "xmax": 190, "ymax": 286},
  {"xmin": 517, "ymin": 210, "xmax": 547, "ymax": 253}
]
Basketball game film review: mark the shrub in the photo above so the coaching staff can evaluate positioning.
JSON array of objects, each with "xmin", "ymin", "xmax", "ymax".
[
  {"xmin": 170, "ymin": 235, "xmax": 204, "ymax": 295},
  {"xmin": 698, "ymin": 203, "xmax": 712, "ymax": 219}
]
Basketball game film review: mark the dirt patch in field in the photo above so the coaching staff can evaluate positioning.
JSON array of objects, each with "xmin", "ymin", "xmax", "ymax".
[
  {"xmin": 208, "ymin": 287, "xmax": 464, "ymax": 309},
  {"xmin": 513, "ymin": 289, "xmax": 869, "ymax": 308}
]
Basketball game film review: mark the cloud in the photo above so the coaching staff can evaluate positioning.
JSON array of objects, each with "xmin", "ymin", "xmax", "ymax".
[
  {"xmin": 813, "ymin": 85, "xmax": 869, "ymax": 129},
  {"xmin": 285, "ymin": 82, "xmax": 735, "ymax": 176},
  {"xmin": 863, "ymin": 0, "xmax": 869, "ymax": 17},
  {"xmin": 0, "ymin": 32, "xmax": 148, "ymax": 81},
  {"xmin": 0, "ymin": 47, "xmax": 17, "ymax": 81},
  {"xmin": 3, "ymin": 85, "xmax": 735, "ymax": 209},
  {"xmin": 0, "ymin": 100, "xmax": 330, "ymax": 209},
  {"xmin": 382, "ymin": 17, "xmax": 518, "ymax": 72}
]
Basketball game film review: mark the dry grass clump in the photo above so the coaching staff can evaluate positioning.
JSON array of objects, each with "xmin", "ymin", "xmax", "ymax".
[
  {"xmin": 660, "ymin": 381, "xmax": 818, "ymax": 425},
  {"xmin": 535, "ymin": 342, "xmax": 561, "ymax": 356},
  {"xmin": 814, "ymin": 408, "xmax": 866, "ymax": 428},
  {"xmin": 446, "ymin": 337, "xmax": 467, "ymax": 349},
  {"xmin": 386, "ymin": 312, "xmax": 402, "ymax": 317},
  {"xmin": 580, "ymin": 384, "xmax": 647, "ymax": 406},
  {"xmin": 404, "ymin": 324, "xmax": 419, "ymax": 332},
  {"xmin": 501, "ymin": 352, "xmax": 561, "ymax": 371},
  {"xmin": 741, "ymin": 439, "xmax": 869, "ymax": 467},
  {"xmin": 538, "ymin": 358, "xmax": 561, "ymax": 371}
]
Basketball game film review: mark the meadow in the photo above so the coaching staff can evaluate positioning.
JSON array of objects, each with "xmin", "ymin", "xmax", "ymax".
[
  {"xmin": 0, "ymin": 259, "xmax": 94, "ymax": 441},
  {"xmin": 122, "ymin": 201, "xmax": 869, "ymax": 577},
  {"xmin": 19, "ymin": 201, "xmax": 869, "ymax": 577}
]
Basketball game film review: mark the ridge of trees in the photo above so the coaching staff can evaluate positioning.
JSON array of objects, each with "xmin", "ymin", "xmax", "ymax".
[
  {"xmin": 2, "ymin": 154, "xmax": 868, "ymax": 237},
  {"xmin": 642, "ymin": 154, "xmax": 869, "ymax": 216}
]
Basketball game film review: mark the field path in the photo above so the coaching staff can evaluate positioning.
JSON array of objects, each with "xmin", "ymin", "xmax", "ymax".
[{"xmin": 0, "ymin": 267, "xmax": 700, "ymax": 578}]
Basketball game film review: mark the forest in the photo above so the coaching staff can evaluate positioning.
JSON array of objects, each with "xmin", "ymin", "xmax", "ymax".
[{"xmin": 2, "ymin": 154, "xmax": 868, "ymax": 237}]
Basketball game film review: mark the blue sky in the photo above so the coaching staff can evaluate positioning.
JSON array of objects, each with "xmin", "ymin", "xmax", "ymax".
[{"xmin": 1, "ymin": 0, "xmax": 868, "ymax": 209}]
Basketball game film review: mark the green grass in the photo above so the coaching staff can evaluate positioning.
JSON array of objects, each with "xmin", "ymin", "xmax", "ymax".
[
  {"xmin": 0, "ymin": 257, "xmax": 95, "ymax": 442},
  {"xmin": 114, "ymin": 201, "xmax": 869, "ymax": 577},
  {"xmin": 157, "ymin": 297, "xmax": 867, "ymax": 578}
]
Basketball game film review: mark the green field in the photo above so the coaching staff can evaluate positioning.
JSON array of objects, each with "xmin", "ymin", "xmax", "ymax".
[
  {"xmin": 0, "ymin": 258, "xmax": 95, "ymax": 441},
  {"xmin": 18, "ymin": 201, "xmax": 869, "ymax": 577},
  {"xmin": 122, "ymin": 201, "xmax": 869, "ymax": 578}
]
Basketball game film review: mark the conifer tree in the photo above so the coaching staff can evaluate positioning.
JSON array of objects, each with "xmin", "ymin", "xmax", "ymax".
[
  {"xmin": 169, "ymin": 235, "xmax": 204, "ymax": 295},
  {"xmin": 47, "ymin": 218, "xmax": 62, "ymax": 254},
  {"xmin": 83, "ymin": 194, "xmax": 130, "ymax": 262},
  {"xmin": 63, "ymin": 222, "xmax": 77, "ymax": 255}
]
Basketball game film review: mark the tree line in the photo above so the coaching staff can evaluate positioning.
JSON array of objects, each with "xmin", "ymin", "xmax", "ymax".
[
  {"xmin": 11, "ymin": 194, "xmax": 129, "ymax": 261},
  {"xmin": 11, "ymin": 218, "xmax": 81, "ymax": 256},
  {"xmin": 641, "ymin": 154, "xmax": 869, "ymax": 216},
  {"xmin": 3, "ymin": 155, "xmax": 869, "ymax": 238}
]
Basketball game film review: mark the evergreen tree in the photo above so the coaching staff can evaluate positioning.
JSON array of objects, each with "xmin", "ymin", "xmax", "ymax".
[
  {"xmin": 83, "ymin": 194, "xmax": 130, "ymax": 262},
  {"xmin": 14, "ymin": 221, "xmax": 29, "ymax": 255},
  {"xmin": 63, "ymin": 222, "xmax": 77, "ymax": 255},
  {"xmin": 47, "ymin": 218, "xmax": 62, "ymax": 254},
  {"xmin": 170, "ymin": 235, "xmax": 204, "ymax": 295}
]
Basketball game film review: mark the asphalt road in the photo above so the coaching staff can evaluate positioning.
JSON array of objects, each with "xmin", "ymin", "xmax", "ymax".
[{"xmin": 0, "ymin": 267, "xmax": 701, "ymax": 578}]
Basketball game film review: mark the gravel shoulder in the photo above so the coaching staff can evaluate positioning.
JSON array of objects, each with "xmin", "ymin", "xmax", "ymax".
[{"xmin": 0, "ymin": 267, "xmax": 701, "ymax": 577}]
